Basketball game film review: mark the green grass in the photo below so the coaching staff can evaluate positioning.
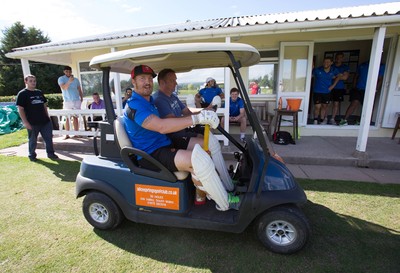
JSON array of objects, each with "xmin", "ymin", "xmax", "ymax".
[
  {"xmin": 0, "ymin": 129, "xmax": 28, "ymax": 149},
  {"xmin": 0, "ymin": 156, "xmax": 399, "ymax": 273}
]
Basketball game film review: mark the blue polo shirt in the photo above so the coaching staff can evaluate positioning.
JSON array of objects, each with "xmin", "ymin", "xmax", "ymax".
[
  {"xmin": 153, "ymin": 90, "xmax": 186, "ymax": 118},
  {"xmin": 356, "ymin": 62, "xmax": 385, "ymax": 90},
  {"xmin": 123, "ymin": 92, "xmax": 171, "ymax": 157},
  {"xmin": 313, "ymin": 66, "xmax": 339, "ymax": 94},
  {"xmin": 57, "ymin": 75, "xmax": 81, "ymax": 102},
  {"xmin": 333, "ymin": 63, "xmax": 350, "ymax": 89},
  {"xmin": 199, "ymin": 87, "xmax": 223, "ymax": 104},
  {"xmin": 229, "ymin": 97, "xmax": 244, "ymax": 117}
]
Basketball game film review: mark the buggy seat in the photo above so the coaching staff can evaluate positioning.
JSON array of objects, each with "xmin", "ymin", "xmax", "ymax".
[{"xmin": 114, "ymin": 117, "xmax": 189, "ymax": 182}]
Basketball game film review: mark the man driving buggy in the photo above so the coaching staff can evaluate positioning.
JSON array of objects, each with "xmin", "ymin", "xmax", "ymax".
[{"xmin": 123, "ymin": 65, "xmax": 239, "ymax": 211}]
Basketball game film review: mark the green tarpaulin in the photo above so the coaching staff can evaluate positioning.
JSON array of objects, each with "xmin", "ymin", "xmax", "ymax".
[{"xmin": 0, "ymin": 105, "xmax": 23, "ymax": 135}]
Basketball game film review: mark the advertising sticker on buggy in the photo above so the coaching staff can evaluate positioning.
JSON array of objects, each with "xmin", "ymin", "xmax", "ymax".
[{"xmin": 135, "ymin": 184, "xmax": 180, "ymax": 210}]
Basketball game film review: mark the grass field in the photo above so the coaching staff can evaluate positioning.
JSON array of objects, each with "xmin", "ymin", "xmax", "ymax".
[
  {"xmin": 0, "ymin": 155, "xmax": 399, "ymax": 273},
  {"xmin": 0, "ymin": 129, "xmax": 27, "ymax": 150}
]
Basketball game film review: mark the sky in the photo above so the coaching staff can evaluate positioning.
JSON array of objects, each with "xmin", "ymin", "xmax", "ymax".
[{"xmin": 0, "ymin": 0, "xmax": 392, "ymax": 43}]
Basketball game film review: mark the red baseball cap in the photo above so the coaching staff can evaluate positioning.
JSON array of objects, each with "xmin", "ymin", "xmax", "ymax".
[{"xmin": 131, "ymin": 65, "xmax": 157, "ymax": 79}]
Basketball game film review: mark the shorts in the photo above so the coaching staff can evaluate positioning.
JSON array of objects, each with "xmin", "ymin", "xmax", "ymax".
[
  {"xmin": 63, "ymin": 100, "xmax": 82, "ymax": 110},
  {"xmin": 200, "ymin": 102, "xmax": 210, "ymax": 108},
  {"xmin": 313, "ymin": 93, "xmax": 331, "ymax": 104},
  {"xmin": 331, "ymin": 89, "xmax": 345, "ymax": 102},
  {"xmin": 138, "ymin": 137, "xmax": 191, "ymax": 172},
  {"xmin": 349, "ymin": 89, "xmax": 365, "ymax": 104}
]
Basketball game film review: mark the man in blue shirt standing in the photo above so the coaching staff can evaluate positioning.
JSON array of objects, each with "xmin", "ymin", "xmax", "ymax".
[
  {"xmin": 124, "ymin": 65, "xmax": 239, "ymax": 211},
  {"xmin": 312, "ymin": 57, "xmax": 341, "ymax": 125},
  {"xmin": 58, "ymin": 66, "xmax": 83, "ymax": 138},
  {"xmin": 339, "ymin": 61, "xmax": 385, "ymax": 126},
  {"xmin": 221, "ymin": 88, "xmax": 246, "ymax": 142},
  {"xmin": 331, "ymin": 52, "xmax": 349, "ymax": 125}
]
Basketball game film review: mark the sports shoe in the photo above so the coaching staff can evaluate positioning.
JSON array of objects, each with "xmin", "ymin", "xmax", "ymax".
[
  {"xmin": 48, "ymin": 153, "xmax": 59, "ymax": 159},
  {"xmin": 339, "ymin": 119, "xmax": 348, "ymax": 126},
  {"xmin": 321, "ymin": 118, "xmax": 328, "ymax": 125},
  {"xmin": 29, "ymin": 156, "xmax": 37, "ymax": 162},
  {"xmin": 227, "ymin": 193, "xmax": 241, "ymax": 210},
  {"xmin": 215, "ymin": 193, "xmax": 241, "ymax": 211},
  {"xmin": 240, "ymin": 137, "xmax": 246, "ymax": 143},
  {"xmin": 330, "ymin": 119, "xmax": 336, "ymax": 125},
  {"xmin": 313, "ymin": 119, "xmax": 318, "ymax": 125}
]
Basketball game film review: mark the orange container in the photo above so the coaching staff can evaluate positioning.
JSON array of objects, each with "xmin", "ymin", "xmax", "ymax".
[{"xmin": 286, "ymin": 98, "xmax": 302, "ymax": 111}]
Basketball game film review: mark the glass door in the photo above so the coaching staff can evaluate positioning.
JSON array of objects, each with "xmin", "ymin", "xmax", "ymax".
[{"xmin": 277, "ymin": 42, "xmax": 314, "ymax": 125}]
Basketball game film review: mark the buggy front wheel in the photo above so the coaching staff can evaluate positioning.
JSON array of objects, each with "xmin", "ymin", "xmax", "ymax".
[{"xmin": 255, "ymin": 206, "xmax": 310, "ymax": 254}]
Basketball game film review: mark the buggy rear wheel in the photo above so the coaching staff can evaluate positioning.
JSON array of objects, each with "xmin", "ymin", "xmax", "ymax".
[{"xmin": 82, "ymin": 192, "xmax": 124, "ymax": 230}]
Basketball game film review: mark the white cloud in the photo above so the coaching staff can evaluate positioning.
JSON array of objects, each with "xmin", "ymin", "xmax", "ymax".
[
  {"xmin": 125, "ymin": 6, "xmax": 142, "ymax": 13},
  {"xmin": 0, "ymin": 0, "xmax": 111, "ymax": 42}
]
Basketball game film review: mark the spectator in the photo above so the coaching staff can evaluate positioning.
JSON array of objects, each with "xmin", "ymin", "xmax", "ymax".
[
  {"xmin": 221, "ymin": 88, "xmax": 247, "ymax": 142},
  {"xmin": 122, "ymin": 87, "xmax": 132, "ymax": 109},
  {"xmin": 331, "ymin": 52, "xmax": 349, "ymax": 124},
  {"xmin": 195, "ymin": 77, "xmax": 224, "ymax": 108},
  {"xmin": 312, "ymin": 57, "xmax": 341, "ymax": 124},
  {"xmin": 339, "ymin": 61, "xmax": 385, "ymax": 126},
  {"xmin": 250, "ymin": 81, "xmax": 261, "ymax": 95},
  {"xmin": 89, "ymin": 92, "xmax": 105, "ymax": 121},
  {"xmin": 58, "ymin": 66, "xmax": 83, "ymax": 139},
  {"xmin": 90, "ymin": 92, "xmax": 105, "ymax": 109},
  {"xmin": 16, "ymin": 74, "xmax": 58, "ymax": 161}
]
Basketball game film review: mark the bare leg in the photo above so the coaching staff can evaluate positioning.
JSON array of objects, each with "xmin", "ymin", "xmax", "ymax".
[
  {"xmin": 72, "ymin": 116, "xmax": 79, "ymax": 131},
  {"xmin": 195, "ymin": 94, "xmax": 202, "ymax": 108},
  {"xmin": 239, "ymin": 116, "xmax": 247, "ymax": 134},
  {"xmin": 344, "ymin": 100, "xmax": 360, "ymax": 120},
  {"xmin": 320, "ymin": 104, "xmax": 328, "ymax": 120},
  {"xmin": 314, "ymin": 103, "xmax": 321, "ymax": 120},
  {"xmin": 332, "ymin": 101, "xmax": 340, "ymax": 120},
  {"xmin": 64, "ymin": 117, "xmax": 71, "ymax": 139}
]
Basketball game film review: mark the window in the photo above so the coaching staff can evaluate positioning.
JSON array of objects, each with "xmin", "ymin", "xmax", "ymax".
[
  {"xmin": 281, "ymin": 46, "xmax": 309, "ymax": 92},
  {"xmin": 79, "ymin": 62, "xmax": 102, "ymax": 96},
  {"xmin": 175, "ymin": 67, "xmax": 225, "ymax": 95},
  {"xmin": 248, "ymin": 63, "xmax": 277, "ymax": 95}
]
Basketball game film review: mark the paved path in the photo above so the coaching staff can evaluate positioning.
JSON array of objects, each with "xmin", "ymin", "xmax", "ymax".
[{"xmin": 1, "ymin": 135, "xmax": 399, "ymax": 184}]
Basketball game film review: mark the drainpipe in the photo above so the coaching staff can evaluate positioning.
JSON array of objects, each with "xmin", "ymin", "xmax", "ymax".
[{"xmin": 354, "ymin": 26, "xmax": 386, "ymax": 166}]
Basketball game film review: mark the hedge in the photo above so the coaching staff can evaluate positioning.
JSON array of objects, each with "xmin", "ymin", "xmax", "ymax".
[{"xmin": 0, "ymin": 94, "xmax": 63, "ymax": 109}]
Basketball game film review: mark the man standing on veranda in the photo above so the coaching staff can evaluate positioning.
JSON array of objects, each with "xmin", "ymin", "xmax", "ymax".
[{"xmin": 58, "ymin": 66, "xmax": 83, "ymax": 139}]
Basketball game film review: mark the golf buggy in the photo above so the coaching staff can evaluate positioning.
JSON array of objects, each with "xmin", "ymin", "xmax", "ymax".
[{"xmin": 76, "ymin": 43, "xmax": 311, "ymax": 254}]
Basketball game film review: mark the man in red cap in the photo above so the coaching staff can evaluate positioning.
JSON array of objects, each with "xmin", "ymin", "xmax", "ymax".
[{"xmin": 123, "ymin": 65, "xmax": 240, "ymax": 211}]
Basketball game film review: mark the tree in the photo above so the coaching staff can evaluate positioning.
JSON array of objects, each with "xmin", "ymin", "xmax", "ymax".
[{"xmin": 0, "ymin": 22, "xmax": 64, "ymax": 96}]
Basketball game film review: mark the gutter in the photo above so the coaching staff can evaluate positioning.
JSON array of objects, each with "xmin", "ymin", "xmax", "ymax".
[{"xmin": 6, "ymin": 15, "xmax": 400, "ymax": 60}]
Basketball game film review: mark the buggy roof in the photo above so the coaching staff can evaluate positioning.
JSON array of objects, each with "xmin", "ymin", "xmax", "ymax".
[{"xmin": 89, "ymin": 42, "xmax": 260, "ymax": 74}]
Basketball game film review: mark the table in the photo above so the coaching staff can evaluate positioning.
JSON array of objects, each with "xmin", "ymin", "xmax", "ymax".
[
  {"xmin": 391, "ymin": 112, "xmax": 400, "ymax": 144},
  {"xmin": 273, "ymin": 109, "xmax": 302, "ymax": 140}
]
